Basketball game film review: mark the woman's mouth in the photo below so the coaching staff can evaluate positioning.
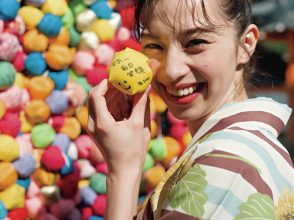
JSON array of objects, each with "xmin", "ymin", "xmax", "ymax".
[{"xmin": 163, "ymin": 82, "xmax": 206, "ymax": 104}]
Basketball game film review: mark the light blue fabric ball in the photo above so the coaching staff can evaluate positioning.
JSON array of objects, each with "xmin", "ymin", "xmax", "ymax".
[
  {"xmin": 48, "ymin": 70, "xmax": 69, "ymax": 90},
  {"xmin": 25, "ymin": 52, "xmax": 47, "ymax": 76},
  {"xmin": 16, "ymin": 178, "xmax": 31, "ymax": 191},
  {"xmin": 90, "ymin": 1, "xmax": 112, "ymax": 19},
  {"xmin": 0, "ymin": 0, "xmax": 20, "ymax": 21},
  {"xmin": 0, "ymin": 201, "xmax": 7, "ymax": 219},
  {"xmin": 89, "ymin": 216, "xmax": 104, "ymax": 220},
  {"xmin": 37, "ymin": 13, "xmax": 63, "ymax": 37},
  {"xmin": 13, "ymin": 154, "xmax": 36, "ymax": 178},
  {"xmin": 52, "ymin": 133, "xmax": 71, "ymax": 153},
  {"xmin": 81, "ymin": 186, "xmax": 97, "ymax": 205},
  {"xmin": 60, "ymin": 155, "xmax": 74, "ymax": 175},
  {"xmin": 46, "ymin": 90, "xmax": 69, "ymax": 114},
  {"xmin": 0, "ymin": 61, "xmax": 16, "ymax": 90}
]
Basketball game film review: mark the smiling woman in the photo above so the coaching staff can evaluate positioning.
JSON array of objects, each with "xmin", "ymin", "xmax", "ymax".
[{"xmin": 87, "ymin": 0, "xmax": 294, "ymax": 219}]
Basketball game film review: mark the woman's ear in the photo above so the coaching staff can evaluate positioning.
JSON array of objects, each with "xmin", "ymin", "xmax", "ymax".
[{"xmin": 238, "ymin": 24, "xmax": 259, "ymax": 65}]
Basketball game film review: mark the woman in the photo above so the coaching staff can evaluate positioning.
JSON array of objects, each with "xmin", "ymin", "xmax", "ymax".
[{"xmin": 87, "ymin": 0, "xmax": 294, "ymax": 219}]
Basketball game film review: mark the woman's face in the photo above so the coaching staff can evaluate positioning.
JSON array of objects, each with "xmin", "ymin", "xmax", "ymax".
[{"xmin": 141, "ymin": 0, "xmax": 248, "ymax": 134}]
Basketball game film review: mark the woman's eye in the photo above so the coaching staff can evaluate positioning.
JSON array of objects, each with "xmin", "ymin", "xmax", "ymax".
[
  {"xmin": 185, "ymin": 39, "xmax": 208, "ymax": 48},
  {"xmin": 143, "ymin": 43, "xmax": 163, "ymax": 50}
]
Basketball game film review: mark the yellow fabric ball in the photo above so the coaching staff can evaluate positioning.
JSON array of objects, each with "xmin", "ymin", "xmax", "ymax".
[
  {"xmin": 0, "ymin": 135, "xmax": 20, "ymax": 162},
  {"xmin": 75, "ymin": 106, "xmax": 88, "ymax": 129},
  {"xmin": 91, "ymin": 19, "xmax": 116, "ymax": 43},
  {"xmin": 18, "ymin": 6, "xmax": 44, "ymax": 30},
  {"xmin": 109, "ymin": 48, "xmax": 153, "ymax": 95},
  {"xmin": 23, "ymin": 29, "xmax": 49, "ymax": 52},
  {"xmin": 0, "ymin": 100, "xmax": 6, "ymax": 120},
  {"xmin": 20, "ymin": 111, "xmax": 33, "ymax": 133},
  {"xmin": 14, "ymin": 72, "xmax": 29, "ymax": 89},
  {"xmin": 42, "ymin": 0, "xmax": 68, "ymax": 16},
  {"xmin": 0, "ymin": 184, "xmax": 25, "ymax": 210},
  {"xmin": 60, "ymin": 117, "xmax": 81, "ymax": 140}
]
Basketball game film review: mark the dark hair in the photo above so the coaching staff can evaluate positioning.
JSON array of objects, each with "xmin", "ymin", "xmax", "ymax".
[{"xmin": 134, "ymin": 0, "xmax": 257, "ymax": 89}]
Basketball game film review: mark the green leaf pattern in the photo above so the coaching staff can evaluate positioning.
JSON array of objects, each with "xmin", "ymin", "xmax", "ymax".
[
  {"xmin": 234, "ymin": 193, "xmax": 275, "ymax": 220},
  {"xmin": 168, "ymin": 164, "xmax": 208, "ymax": 218}
]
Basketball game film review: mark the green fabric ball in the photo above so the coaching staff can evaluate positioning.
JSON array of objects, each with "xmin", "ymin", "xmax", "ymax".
[
  {"xmin": 31, "ymin": 123, "xmax": 56, "ymax": 148},
  {"xmin": 62, "ymin": 8, "xmax": 75, "ymax": 29},
  {"xmin": 0, "ymin": 62, "xmax": 16, "ymax": 90},
  {"xmin": 69, "ymin": 27, "xmax": 81, "ymax": 47},
  {"xmin": 90, "ymin": 173, "xmax": 107, "ymax": 194},
  {"xmin": 69, "ymin": 0, "xmax": 87, "ymax": 16},
  {"xmin": 149, "ymin": 137, "xmax": 167, "ymax": 161},
  {"xmin": 143, "ymin": 153, "xmax": 155, "ymax": 171}
]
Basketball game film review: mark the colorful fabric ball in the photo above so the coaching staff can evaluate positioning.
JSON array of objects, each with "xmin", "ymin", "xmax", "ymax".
[
  {"xmin": 63, "ymin": 82, "xmax": 86, "ymax": 107},
  {"xmin": 41, "ymin": 0, "xmax": 68, "ymax": 16},
  {"xmin": 60, "ymin": 155, "xmax": 74, "ymax": 175},
  {"xmin": 80, "ymin": 186, "xmax": 97, "ymax": 205},
  {"xmin": 78, "ymin": 31, "xmax": 99, "ymax": 51},
  {"xmin": 90, "ymin": 1, "xmax": 112, "ymax": 19},
  {"xmin": 41, "ymin": 146, "xmax": 65, "ymax": 172},
  {"xmin": 18, "ymin": 6, "xmax": 44, "ymax": 30},
  {"xmin": 89, "ymin": 173, "xmax": 106, "ymax": 194},
  {"xmin": 16, "ymin": 178, "xmax": 31, "ymax": 191},
  {"xmin": 0, "ymin": 61, "xmax": 15, "ymax": 90},
  {"xmin": 0, "ymin": 201, "xmax": 8, "ymax": 219},
  {"xmin": 33, "ymin": 168, "xmax": 59, "ymax": 186},
  {"xmin": 25, "ymin": 52, "xmax": 47, "ymax": 76},
  {"xmin": 75, "ymin": 9, "xmax": 96, "ymax": 32},
  {"xmin": 7, "ymin": 207, "xmax": 29, "ymax": 220},
  {"xmin": 0, "ymin": 183, "xmax": 25, "ymax": 210},
  {"xmin": 31, "ymin": 123, "xmax": 56, "ymax": 148},
  {"xmin": 37, "ymin": 13, "xmax": 63, "ymax": 37},
  {"xmin": 27, "ymin": 76, "xmax": 54, "ymax": 100},
  {"xmin": 45, "ymin": 44, "xmax": 75, "ymax": 70},
  {"xmin": 45, "ymin": 90, "xmax": 69, "ymax": 114},
  {"xmin": 0, "ymin": 162, "xmax": 18, "ymax": 191},
  {"xmin": 91, "ymin": 19, "xmax": 116, "ymax": 42},
  {"xmin": 95, "ymin": 43, "xmax": 115, "ymax": 66},
  {"xmin": 0, "ymin": 0, "xmax": 20, "ymax": 21},
  {"xmin": 72, "ymin": 51, "xmax": 95, "ymax": 75},
  {"xmin": 60, "ymin": 117, "xmax": 81, "ymax": 140},
  {"xmin": 24, "ymin": 100, "xmax": 51, "ymax": 124},
  {"xmin": 0, "ymin": 32, "xmax": 20, "ymax": 61},
  {"xmin": 48, "ymin": 70, "xmax": 69, "ymax": 90},
  {"xmin": 40, "ymin": 185, "xmax": 61, "ymax": 205},
  {"xmin": 12, "ymin": 50, "xmax": 26, "ymax": 72},
  {"xmin": 23, "ymin": 29, "xmax": 49, "ymax": 52},
  {"xmin": 92, "ymin": 194, "xmax": 106, "ymax": 216},
  {"xmin": 0, "ymin": 112, "xmax": 21, "ymax": 137},
  {"xmin": 12, "ymin": 154, "xmax": 36, "ymax": 178},
  {"xmin": 52, "ymin": 133, "xmax": 71, "ymax": 153},
  {"xmin": 48, "ymin": 27, "xmax": 70, "ymax": 46},
  {"xmin": 0, "ymin": 134, "xmax": 20, "ymax": 162}
]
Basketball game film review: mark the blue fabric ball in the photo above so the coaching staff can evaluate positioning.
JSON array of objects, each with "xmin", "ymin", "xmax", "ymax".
[
  {"xmin": 45, "ymin": 90, "xmax": 69, "ymax": 114},
  {"xmin": 0, "ymin": 201, "xmax": 7, "ymax": 219},
  {"xmin": 89, "ymin": 216, "xmax": 104, "ymax": 220},
  {"xmin": 90, "ymin": 1, "xmax": 112, "ymax": 19},
  {"xmin": 13, "ymin": 154, "xmax": 36, "ymax": 178},
  {"xmin": 52, "ymin": 133, "xmax": 71, "ymax": 153},
  {"xmin": 16, "ymin": 178, "xmax": 31, "ymax": 191},
  {"xmin": 48, "ymin": 70, "xmax": 69, "ymax": 90},
  {"xmin": 81, "ymin": 186, "xmax": 97, "ymax": 206},
  {"xmin": 60, "ymin": 155, "xmax": 74, "ymax": 175},
  {"xmin": 0, "ymin": 0, "xmax": 20, "ymax": 21},
  {"xmin": 37, "ymin": 13, "xmax": 63, "ymax": 37},
  {"xmin": 25, "ymin": 52, "xmax": 47, "ymax": 76}
]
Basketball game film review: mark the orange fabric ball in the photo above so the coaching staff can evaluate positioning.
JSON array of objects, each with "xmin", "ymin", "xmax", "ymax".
[
  {"xmin": 23, "ymin": 29, "xmax": 48, "ymax": 52},
  {"xmin": 24, "ymin": 100, "xmax": 51, "ymax": 124},
  {"xmin": 27, "ymin": 76, "xmax": 54, "ymax": 100},
  {"xmin": 45, "ymin": 44, "xmax": 75, "ymax": 70}
]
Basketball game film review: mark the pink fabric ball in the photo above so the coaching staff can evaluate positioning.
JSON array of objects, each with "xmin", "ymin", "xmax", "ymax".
[
  {"xmin": 94, "ymin": 44, "xmax": 115, "ymax": 66},
  {"xmin": 72, "ymin": 51, "xmax": 95, "ymax": 75},
  {"xmin": 48, "ymin": 115, "xmax": 65, "ymax": 132},
  {"xmin": 17, "ymin": 134, "xmax": 33, "ymax": 155},
  {"xmin": 4, "ymin": 16, "xmax": 26, "ymax": 36},
  {"xmin": 25, "ymin": 197, "xmax": 44, "ymax": 219},
  {"xmin": 75, "ymin": 135, "xmax": 95, "ymax": 159},
  {"xmin": 116, "ymin": 26, "xmax": 131, "ymax": 42},
  {"xmin": 169, "ymin": 124, "xmax": 189, "ymax": 141},
  {"xmin": 0, "ymin": 32, "xmax": 21, "ymax": 61},
  {"xmin": 63, "ymin": 82, "xmax": 86, "ymax": 107},
  {"xmin": 0, "ymin": 86, "xmax": 23, "ymax": 110},
  {"xmin": 166, "ymin": 110, "xmax": 186, "ymax": 125},
  {"xmin": 27, "ymin": 180, "xmax": 40, "ymax": 198}
]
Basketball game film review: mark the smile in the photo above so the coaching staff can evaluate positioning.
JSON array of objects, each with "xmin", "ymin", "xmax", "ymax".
[
  {"xmin": 123, "ymin": 85, "xmax": 131, "ymax": 90},
  {"xmin": 163, "ymin": 82, "xmax": 206, "ymax": 105}
]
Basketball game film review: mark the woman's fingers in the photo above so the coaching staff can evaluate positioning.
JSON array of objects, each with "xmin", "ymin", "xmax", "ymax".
[
  {"xmin": 89, "ymin": 79, "xmax": 114, "ymax": 126},
  {"xmin": 130, "ymin": 85, "xmax": 151, "ymax": 122}
]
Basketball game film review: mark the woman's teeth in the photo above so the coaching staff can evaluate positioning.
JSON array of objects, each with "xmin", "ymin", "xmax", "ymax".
[{"xmin": 167, "ymin": 85, "xmax": 197, "ymax": 97}]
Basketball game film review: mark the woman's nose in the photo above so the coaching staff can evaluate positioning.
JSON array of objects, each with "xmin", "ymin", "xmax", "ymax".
[{"xmin": 164, "ymin": 45, "xmax": 189, "ymax": 81}]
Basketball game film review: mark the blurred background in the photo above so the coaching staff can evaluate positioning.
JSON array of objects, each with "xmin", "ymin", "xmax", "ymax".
[{"xmin": 0, "ymin": 0, "xmax": 293, "ymax": 219}]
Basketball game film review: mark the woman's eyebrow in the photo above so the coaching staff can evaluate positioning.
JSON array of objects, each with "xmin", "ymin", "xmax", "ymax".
[
  {"xmin": 141, "ymin": 32, "xmax": 160, "ymax": 40},
  {"xmin": 181, "ymin": 27, "xmax": 216, "ymax": 36}
]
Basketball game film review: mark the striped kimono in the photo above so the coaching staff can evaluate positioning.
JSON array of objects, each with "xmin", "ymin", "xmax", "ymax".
[{"xmin": 137, "ymin": 97, "xmax": 294, "ymax": 220}]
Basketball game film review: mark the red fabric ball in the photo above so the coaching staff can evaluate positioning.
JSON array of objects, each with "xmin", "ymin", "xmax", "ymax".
[
  {"xmin": 107, "ymin": 38, "xmax": 123, "ymax": 52},
  {"xmin": 86, "ymin": 66, "xmax": 108, "ymax": 86},
  {"xmin": 41, "ymin": 146, "xmax": 65, "ymax": 172},
  {"xmin": 95, "ymin": 162, "xmax": 108, "ymax": 175},
  {"xmin": 169, "ymin": 124, "xmax": 188, "ymax": 141},
  {"xmin": 120, "ymin": 6, "xmax": 135, "ymax": 30},
  {"xmin": 49, "ymin": 116, "xmax": 65, "ymax": 132},
  {"xmin": 0, "ymin": 112, "xmax": 21, "ymax": 137},
  {"xmin": 82, "ymin": 207, "xmax": 93, "ymax": 220},
  {"xmin": 12, "ymin": 50, "xmax": 26, "ymax": 72},
  {"xmin": 58, "ymin": 162, "xmax": 80, "ymax": 198},
  {"xmin": 92, "ymin": 194, "xmax": 107, "ymax": 216},
  {"xmin": 7, "ymin": 208, "xmax": 29, "ymax": 220},
  {"xmin": 122, "ymin": 37, "xmax": 142, "ymax": 51}
]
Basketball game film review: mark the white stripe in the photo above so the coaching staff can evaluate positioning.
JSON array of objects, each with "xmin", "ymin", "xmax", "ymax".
[
  {"xmin": 194, "ymin": 135, "xmax": 280, "ymax": 200},
  {"xmin": 188, "ymin": 98, "xmax": 291, "ymax": 149},
  {"xmin": 203, "ymin": 202, "xmax": 233, "ymax": 220}
]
